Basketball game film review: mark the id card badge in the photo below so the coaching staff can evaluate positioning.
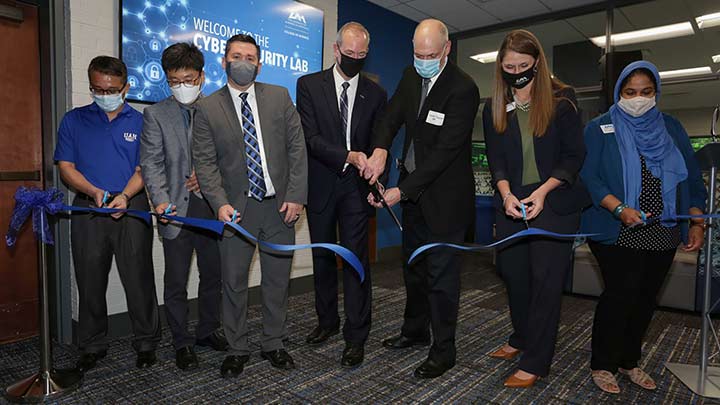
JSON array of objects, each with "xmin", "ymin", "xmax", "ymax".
[
  {"xmin": 426, "ymin": 110, "xmax": 445, "ymax": 126},
  {"xmin": 600, "ymin": 124, "xmax": 615, "ymax": 134}
]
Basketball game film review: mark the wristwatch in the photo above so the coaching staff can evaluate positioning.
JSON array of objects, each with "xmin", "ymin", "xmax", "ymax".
[{"xmin": 399, "ymin": 188, "xmax": 408, "ymax": 201}]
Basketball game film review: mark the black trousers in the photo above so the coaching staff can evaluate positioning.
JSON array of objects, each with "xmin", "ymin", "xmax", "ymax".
[
  {"xmin": 495, "ymin": 207, "xmax": 579, "ymax": 377},
  {"xmin": 70, "ymin": 193, "xmax": 160, "ymax": 354},
  {"xmin": 589, "ymin": 242, "xmax": 676, "ymax": 372},
  {"xmin": 400, "ymin": 202, "xmax": 465, "ymax": 366},
  {"xmin": 161, "ymin": 193, "xmax": 222, "ymax": 349},
  {"xmin": 307, "ymin": 173, "xmax": 371, "ymax": 344}
]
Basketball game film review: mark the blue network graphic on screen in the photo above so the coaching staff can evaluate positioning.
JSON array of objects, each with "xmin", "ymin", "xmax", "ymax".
[{"xmin": 121, "ymin": 0, "xmax": 324, "ymax": 103}]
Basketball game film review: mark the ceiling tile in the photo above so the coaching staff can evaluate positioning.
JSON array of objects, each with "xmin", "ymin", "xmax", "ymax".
[
  {"xmin": 387, "ymin": 3, "xmax": 430, "ymax": 23},
  {"xmin": 367, "ymin": 0, "xmax": 402, "ymax": 8},
  {"xmin": 539, "ymin": 0, "xmax": 603, "ymax": 11},
  {"xmin": 404, "ymin": 0, "xmax": 499, "ymax": 31},
  {"xmin": 469, "ymin": 0, "xmax": 549, "ymax": 21}
]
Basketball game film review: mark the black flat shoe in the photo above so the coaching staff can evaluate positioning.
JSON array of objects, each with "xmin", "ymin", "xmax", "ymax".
[
  {"xmin": 196, "ymin": 330, "xmax": 229, "ymax": 351},
  {"xmin": 220, "ymin": 355, "xmax": 249, "ymax": 378},
  {"xmin": 305, "ymin": 325, "xmax": 340, "ymax": 345},
  {"xmin": 382, "ymin": 335, "xmax": 431, "ymax": 350},
  {"xmin": 175, "ymin": 347, "xmax": 199, "ymax": 370},
  {"xmin": 136, "ymin": 350, "xmax": 157, "ymax": 369},
  {"xmin": 76, "ymin": 350, "xmax": 107, "ymax": 373},
  {"xmin": 414, "ymin": 358, "xmax": 454, "ymax": 379},
  {"xmin": 341, "ymin": 343, "xmax": 364, "ymax": 368},
  {"xmin": 261, "ymin": 349, "xmax": 295, "ymax": 370}
]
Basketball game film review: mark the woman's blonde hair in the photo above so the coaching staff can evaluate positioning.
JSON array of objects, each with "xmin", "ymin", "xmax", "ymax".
[{"xmin": 491, "ymin": 29, "xmax": 570, "ymax": 136}]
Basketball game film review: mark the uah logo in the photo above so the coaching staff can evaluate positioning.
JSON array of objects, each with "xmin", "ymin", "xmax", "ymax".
[
  {"xmin": 123, "ymin": 132, "xmax": 137, "ymax": 142},
  {"xmin": 288, "ymin": 11, "xmax": 307, "ymax": 25}
]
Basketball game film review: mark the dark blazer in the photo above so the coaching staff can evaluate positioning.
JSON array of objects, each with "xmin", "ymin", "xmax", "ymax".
[
  {"xmin": 580, "ymin": 112, "xmax": 706, "ymax": 244},
  {"xmin": 296, "ymin": 67, "xmax": 387, "ymax": 213},
  {"xmin": 483, "ymin": 88, "xmax": 590, "ymax": 215},
  {"xmin": 372, "ymin": 62, "xmax": 480, "ymax": 235},
  {"xmin": 192, "ymin": 84, "xmax": 308, "ymax": 220}
]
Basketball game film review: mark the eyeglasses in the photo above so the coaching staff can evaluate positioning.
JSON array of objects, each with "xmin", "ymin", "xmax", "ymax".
[
  {"xmin": 89, "ymin": 84, "xmax": 126, "ymax": 96},
  {"xmin": 167, "ymin": 75, "xmax": 201, "ymax": 89}
]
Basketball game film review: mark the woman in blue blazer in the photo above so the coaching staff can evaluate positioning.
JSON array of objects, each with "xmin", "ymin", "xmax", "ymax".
[
  {"xmin": 580, "ymin": 61, "xmax": 706, "ymax": 394},
  {"xmin": 484, "ymin": 30, "xmax": 589, "ymax": 388}
]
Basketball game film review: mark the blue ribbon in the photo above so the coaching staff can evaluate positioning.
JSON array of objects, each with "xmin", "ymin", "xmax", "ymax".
[
  {"xmin": 408, "ymin": 227, "xmax": 600, "ymax": 265},
  {"xmin": 6, "ymin": 187, "xmax": 64, "ymax": 246},
  {"xmin": 5, "ymin": 187, "xmax": 365, "ymax": 282}
]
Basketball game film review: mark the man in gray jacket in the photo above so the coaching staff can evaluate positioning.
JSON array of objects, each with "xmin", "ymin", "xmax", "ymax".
[
  {"xmin": 140, "ymin": 43, "xmax": 227, "ymax": 371},
  {"xmin": 192, "ymin": 34, "xmax": 308, "ymax": 378}
]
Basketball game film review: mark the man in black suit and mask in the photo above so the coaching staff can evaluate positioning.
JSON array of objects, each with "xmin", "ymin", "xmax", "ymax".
[
  {"xmin": 365, "ymin": 18, "xmax": 480, "ymax": 379},
  {"xmin": 296, "ymin": 22, "xmax": 387, "ymax": 368}
]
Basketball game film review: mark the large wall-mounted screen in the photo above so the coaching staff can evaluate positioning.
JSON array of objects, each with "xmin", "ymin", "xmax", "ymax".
[{"xmin": 120, "ymin": 0, "xmax": 324, "ymax": 103}]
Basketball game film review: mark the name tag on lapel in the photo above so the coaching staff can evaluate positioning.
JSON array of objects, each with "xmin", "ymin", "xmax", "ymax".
[
  {"xmin": 426, "ymin": 110, "xmax": 445, "ymax": 126},
  {"xmin": 506, "ymin": 102, "xmax": 516, "ymax": 112},
  {"xmin": 600, "ymin": 124, "xmax": 615, "ymax": 134}
]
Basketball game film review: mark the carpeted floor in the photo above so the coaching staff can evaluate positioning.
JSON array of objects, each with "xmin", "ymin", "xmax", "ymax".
[{"xmin": 0, "ymin": 253, "xmax": 714, "ymax": 404}]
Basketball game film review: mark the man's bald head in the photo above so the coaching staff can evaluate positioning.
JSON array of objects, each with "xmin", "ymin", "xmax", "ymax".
[{"xmin": 412, "ymin": 19, "xmax": 451, "ymax": 69}]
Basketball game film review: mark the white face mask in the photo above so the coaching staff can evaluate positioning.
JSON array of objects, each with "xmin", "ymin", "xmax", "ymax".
[
  {"xmin": 171, "ymin": 84, "xmax": 202, "ymax": 105},
  {"xmin": 618, "ymin": 95, "xmax": 656, "ymax": 117}
]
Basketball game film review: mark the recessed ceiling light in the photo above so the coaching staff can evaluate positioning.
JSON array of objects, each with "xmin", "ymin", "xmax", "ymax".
[
  {"xmin": 658, "ymin": 66, "xmax": 712, "ymax": 79},
  {"xmin": 696, "ymin": 12, "xmax": 720, "ymax": 29},
  {"xmin": 712, "ymin": 54, "xmax": 720, "ymax": 64},
  {"xmin": 590, "ymin": 22, "xmax": 694, "ymax": 47},
  {"xmin": 469, "ymin": 51, "xmax": 498, "ymax": 64}
]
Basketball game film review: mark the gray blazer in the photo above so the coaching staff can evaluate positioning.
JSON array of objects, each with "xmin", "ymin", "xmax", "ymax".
[
  {"xmin": 192, "ymin": 83, "xmax": 308, "ymax": 223},
  {"xmin": 140, "ymin": 97, "xmax": 195, "ymax": 240}
]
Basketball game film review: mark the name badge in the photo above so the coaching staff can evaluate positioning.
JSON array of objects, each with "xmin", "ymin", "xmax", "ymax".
[
  {"xmin": 506, "ymin": 102, "xmax": 516, "ymax": 112},
  {"xmin": 600, "ymin": 124, "xmax": 615, "ymax": 134},
  {"xmin": 426, "ymin": 110, "xmax": 445, "ymax": 126}
]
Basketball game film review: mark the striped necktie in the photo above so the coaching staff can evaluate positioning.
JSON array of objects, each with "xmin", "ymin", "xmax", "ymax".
[
  {"xmin": 340, "ymin": 81, "xmax": 350, "ymax": 145},
  {"xmin": 239, "ymin": 92, "xmax": 266, "ymax": 201}
]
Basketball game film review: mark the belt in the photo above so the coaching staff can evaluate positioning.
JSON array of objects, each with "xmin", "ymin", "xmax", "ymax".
[{"xmin": 76, "ymin": 192, "xmax": 123, "ymax": 202}]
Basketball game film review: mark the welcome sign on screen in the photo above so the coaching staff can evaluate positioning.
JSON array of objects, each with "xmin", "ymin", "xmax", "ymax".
[{"xmin": 120, "ymin": 0, "xmax": 324, "ymax": 103}]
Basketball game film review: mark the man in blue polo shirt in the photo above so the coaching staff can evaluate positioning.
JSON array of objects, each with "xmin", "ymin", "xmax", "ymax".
[{"xmin": 54, "ymin": 56, "xmax": 160, "ymax": 372}]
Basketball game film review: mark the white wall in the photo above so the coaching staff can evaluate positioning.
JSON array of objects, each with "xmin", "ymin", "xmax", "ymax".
[
  {"xmin": 67, "ymin": 0, "xmax": 338, "ymax": 317},
  {"xmin": 664, "ymin": 107, "xmax": 717, "ymax": 137}
]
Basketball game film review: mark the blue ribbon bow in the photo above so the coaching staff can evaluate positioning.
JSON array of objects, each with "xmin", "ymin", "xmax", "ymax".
[{"xmin": 6, "ymin": 187, "xmax": 64, "ymax": 246}]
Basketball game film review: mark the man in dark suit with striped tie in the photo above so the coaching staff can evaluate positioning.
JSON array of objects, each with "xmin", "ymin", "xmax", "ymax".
[
  {"xmin": 192, "ymin": 34, "xmax": 308, "ymax": 378},
  {"xmin": 296, "ymin": 22, "xmax": 387, "ymax": 368}
]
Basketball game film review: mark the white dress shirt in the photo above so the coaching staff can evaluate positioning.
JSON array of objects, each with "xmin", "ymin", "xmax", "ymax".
[
  {"xmin": 426, "ymin": 57, "xmax": 448, "ymax": 94},
  {"xmin": 333, "ymin": 64, "xmax": 359, "ymax": 170},
  {"xmin": 228, "ymin": 83, "xmax": 276, "ymax": 197}
]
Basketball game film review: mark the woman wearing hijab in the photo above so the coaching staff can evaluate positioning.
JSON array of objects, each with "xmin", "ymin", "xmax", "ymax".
[
  {"xmin": 580, "ymin": 60, "xmax": 706, "ymax": 394},
  {"xmin": 484, "ymin": 30, "xmax": 589, "ymax": 388}
]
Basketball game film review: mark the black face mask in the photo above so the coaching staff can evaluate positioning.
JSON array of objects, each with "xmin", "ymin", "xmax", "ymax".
[
  {"xmin": 502, "ymin": 65, "xmax": 536, "ymax": 89},
  {"xmin": 337, "ymin": 53, "xmax": 365, "ymax": 78}
]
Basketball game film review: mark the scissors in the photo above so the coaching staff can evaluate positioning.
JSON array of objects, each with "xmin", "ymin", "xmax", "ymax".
[
  {"xmin": 231, "ymin": 209, "xmax": 238, "ymax": 223},
  {"xmin": 163, "ymin": 203, "xmax": 174, "ymax": 215},
  {"xmin": 520, "ymin": 203, "xmax": 529, "ymax": 229},
  {"xmin": 369, "ymin": 180, "xmax": 403, "ymax": 232},
  {"xmin": 101, "ymin": 190, "xmax": 110, "ymax": 207}
]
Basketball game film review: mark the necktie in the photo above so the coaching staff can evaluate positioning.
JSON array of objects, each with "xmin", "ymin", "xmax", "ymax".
[
  {"xmin": 239, "ymin": 92, "xmax": 266, "ymax": 201},
  {"xmin": 340, "ymin": 81, "xmax": 350, "ymax": 146},
  {"xmin": 405, "ymin": 78, "xmax": 431, "ymax": 173}
]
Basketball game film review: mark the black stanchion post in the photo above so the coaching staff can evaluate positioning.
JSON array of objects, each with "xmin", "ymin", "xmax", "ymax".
[{"xmin": 4, "ymin": 209, "xmax": 82, "ymax": 403}]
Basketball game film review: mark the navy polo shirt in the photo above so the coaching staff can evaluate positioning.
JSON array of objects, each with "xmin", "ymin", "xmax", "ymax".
[{"xmin": 53, "ymin": 102, "xmax": 143, "ymax": 193}]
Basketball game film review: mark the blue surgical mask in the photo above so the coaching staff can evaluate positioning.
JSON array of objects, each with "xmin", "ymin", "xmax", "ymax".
[
  {"xmin": 93, "ymin": 93, "xmax": 125, "ymax": 112},
  {"xmin": 414, "ymin": 57, "xmax": 441, "ymax": 79}
]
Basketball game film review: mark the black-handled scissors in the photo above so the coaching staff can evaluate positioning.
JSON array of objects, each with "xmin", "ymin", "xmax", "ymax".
[{"xmin": 369, "ymin": 180, "xmax": 403, "ymax": 232}]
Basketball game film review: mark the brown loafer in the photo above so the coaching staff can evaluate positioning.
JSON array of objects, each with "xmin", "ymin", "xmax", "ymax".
[
  {"xmin": 503, "ymin": 372, "xmax": 538, "ymax": 388},
  {"xmin": 489, "ymin": 346, "xmax": 521, "ymax": 360}
]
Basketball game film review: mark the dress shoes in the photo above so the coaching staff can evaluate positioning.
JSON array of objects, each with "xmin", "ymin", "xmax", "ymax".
[
  {"xmin": 489, "ymin": 346, "xmax": 521, "ymax": 360},
  {"xmin": 382, "ymin": 335, "xmax": 431, "ymax": 350},
  {"xmin": 196, "ymin": 330, "xmax": 229, "ymax": 351},
  {"xmin": 261, "ymin": 349, "xmax": 296, "ymax": 370},
  {"xmin": 340, "ymin": 343, "xmax": 364, "ymax": 368},
  {"xmin": 136, "ymin": 350, "xmax": 157, "ymax": 369},
  {"xmin": 305, "ymin": 325, "xmax": 340, "ymax": 345},
  {"xmin": 75, "ymin": 350, "xmax": 107, "ymax": 373},
  {"xmin": 175, "ymin": 347, "xmax": 199, "ymax": 370},
  {"xmin": 504, "ymin": 372, "xmax": 538, "ymax": 388},
  {"xmin": 220, "ymin": 355, "xmax": 249, "ymax": 378},
  {"xmin": 414, "ymin": 358, "xmax": 454, "ymax": 379}
]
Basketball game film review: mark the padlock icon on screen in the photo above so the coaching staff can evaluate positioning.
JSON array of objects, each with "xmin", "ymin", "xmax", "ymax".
[
  {"xmin": 149, "ymin": 65, "xmax": 160, "ymax": 80},
  {"xmin": 128, "ymin": 77, "xmax": 137, "ymax": 88},
  {"xmin": 150, "ymin": 40, "xmax": 159, "ymax": 51}
]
